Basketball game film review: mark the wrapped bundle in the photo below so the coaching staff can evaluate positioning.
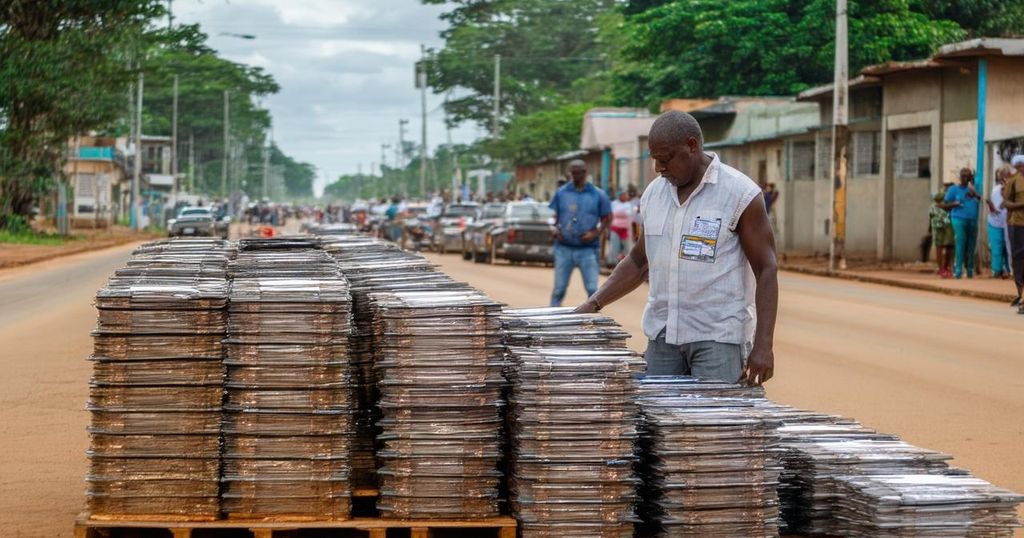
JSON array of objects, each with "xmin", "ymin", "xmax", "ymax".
[
  {"xmin": 87, "ymin": 238, "xmax": 231, "ymax": 519},
  {"xmin": 637, "ymin": 396, "xmax": 780, "ymax": 537},
  {"xmin": 372, "ymin": 290, "xmax": 504, "ymax": 519},
  {"xmin": 222, "ymin": 245, "xmax": 355, "ymax": 519},
  {"xmin": 508, "ymin": 347, "xmax": 644, "ymax": 537},
  {"xmin": 831, "ymin": 474, "xmax": 1024, "ymax": 537}
]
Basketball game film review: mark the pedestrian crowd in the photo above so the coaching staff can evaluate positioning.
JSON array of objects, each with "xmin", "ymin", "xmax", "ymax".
[{"xmin": 929, "ymin": 155, "xmax": 1024, "ymax": 314}]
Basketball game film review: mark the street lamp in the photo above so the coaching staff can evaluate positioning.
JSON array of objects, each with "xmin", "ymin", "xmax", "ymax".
[{"xmin": 218, "ymin": 32, "xmax": 256, "ymax": 40}]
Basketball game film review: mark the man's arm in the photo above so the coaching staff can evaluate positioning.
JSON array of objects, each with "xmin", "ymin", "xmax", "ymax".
[
  {"xmin": 1005, "ymin": 180, "xmax": 1024, "ymax": 210},
  {"xmin": 737, "ymin": 194, "xmax": 778, "ymax": 385},
  {"xmin": 575, "ymin": 233, "xmax": 648, "ymax": 313}
]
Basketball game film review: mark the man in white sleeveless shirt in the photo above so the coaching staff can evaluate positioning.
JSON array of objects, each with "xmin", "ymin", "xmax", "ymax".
[{"xmin": 576, "ymin": 111, "xmax": 779, "ymax": 385}]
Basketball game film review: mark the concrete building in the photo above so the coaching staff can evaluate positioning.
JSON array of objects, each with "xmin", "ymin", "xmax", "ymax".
[
  {"xmin": 579, "ymin": 107, "xmax": 656, "ymax": 194},
  {"xmin": 794, "ymin": 76, "xmax": 884, "ymax": 256},
  {"xmin": 796, "ymin": 38, "xmax": 1024, "ymax": 261},
  {"xmin": 63, "ymin": 136, "xmax": 128, "ymax": 227}
]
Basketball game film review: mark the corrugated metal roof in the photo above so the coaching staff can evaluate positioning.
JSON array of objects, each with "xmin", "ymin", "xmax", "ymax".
[
  {"xmin": 935, "ymin": 38, "xmax": 1024, "ymax": 59},
  {"xmin": 796, "ymin": 75, "xmax": 881, "ymax": 101}
]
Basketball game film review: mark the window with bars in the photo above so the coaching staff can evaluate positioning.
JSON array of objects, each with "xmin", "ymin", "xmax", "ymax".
[
  {"xmin": 853, "ymin": 130, "xmax": 881, "ymax": 176},
  {"xmin": 893, "ymin": 128, "xmax": 931, "ymax": 178},
  {"xmin": 817, "ymin": 135, "xmax": 832, "ymax": 180},
  {"xmin": 791, "ymin": 141, "xmax": 815, "ymax": 181},
  {"xmin": 75, "ymin": 173, "xmax": 96, "ymax": 196}
]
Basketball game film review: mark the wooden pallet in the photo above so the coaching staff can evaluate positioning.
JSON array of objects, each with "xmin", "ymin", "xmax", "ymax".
[{"xmin": 74, "ymin": 512, "xmax": 517, "ymax": 538}]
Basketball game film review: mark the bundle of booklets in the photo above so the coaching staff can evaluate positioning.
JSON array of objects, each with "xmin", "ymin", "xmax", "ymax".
[{"xmin": 87, "ymin": 238, "xmax": 232, "ymax": 518}]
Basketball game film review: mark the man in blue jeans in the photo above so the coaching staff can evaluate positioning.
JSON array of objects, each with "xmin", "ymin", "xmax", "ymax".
[
  {"xmin": 941, "ymin": 168, "xmax": 981, "ymax": 278},
  {"xmin": 549, "ymin": 159, "xmax": 611, "ymax": 306}
]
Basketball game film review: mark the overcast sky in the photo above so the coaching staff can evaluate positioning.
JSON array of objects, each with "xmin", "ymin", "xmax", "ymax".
[{"xmin": 175, "ymin": 0, "xmax": 484, "ymax": 197}]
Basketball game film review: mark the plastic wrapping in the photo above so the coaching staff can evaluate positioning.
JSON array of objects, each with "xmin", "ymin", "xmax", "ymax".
[
  {"xmin": 222, "ymin": 244, "xmax": 355, "ymax": 519},
  {"xmin": 636, "ymin": 395, "xmax": 781, "ymax": 538},
  {"xmin": 87, "ymin": 238, "xmax": 230, "ymax": 518},
  {"xmin": 368, "ymin": 288, "xmax": 504, "ymax": 519},
  {"xmin": 506, "ymin": 347, "xmax": 642, "ymax": 537},
  {"xmin": 830, "ymin": 474, "xmax": 1024, "ymax": 537},
  {"xmin": 90, "ymin": 358, "xmax": 224, "ymax": 385}
]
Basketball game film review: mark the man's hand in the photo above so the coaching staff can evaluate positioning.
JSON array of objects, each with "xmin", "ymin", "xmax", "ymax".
[
  {"xmin": 739, "ymin": 346, "xmax": 774, "ymax": 386},
  {"xmin": 574, "ymin": 299, "xmax": 599, "ymax": 314},
  {"xmin": 551, "ymin": 228, "xmax": 563, "ymax": 242},
  {"xmin": 580, "ymin": 228, "xmax": 599, "ymax": 243}
]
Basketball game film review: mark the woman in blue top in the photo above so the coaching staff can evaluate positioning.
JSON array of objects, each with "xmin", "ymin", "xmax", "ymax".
[{"xmin": 940, "ymin": 168, "xmax": 981, "ymax": 278}]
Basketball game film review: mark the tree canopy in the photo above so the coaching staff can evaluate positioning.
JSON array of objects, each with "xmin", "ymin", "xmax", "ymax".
[
  {"xmin": 422, "ymin": 0, "xmax": 616, "ymax": 128},
  {"xmin": 488, "ymin": 103, "xmax": 592, "ymax": 165},
  {"xmin": 610, "ymin": 0, "xmax": 967, "ymax": 108},
  {"xmin": 0, "ymin": 0, "xmax": 165, "ymax": 227}
]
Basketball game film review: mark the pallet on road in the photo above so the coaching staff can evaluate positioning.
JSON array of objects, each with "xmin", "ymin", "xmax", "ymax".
[{"xmin": 74, "ymin": 512, "xmax": 517, "ymax": 538}]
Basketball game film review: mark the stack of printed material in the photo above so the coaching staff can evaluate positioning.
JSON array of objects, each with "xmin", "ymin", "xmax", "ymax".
[
  {"xmin": 371, "ymin": 289, "xmax": 505, "ymax": 519},
  {"xmin": 500, "ymin": 307, "xmax": 630, "ymax": 349},
  {"xmin": 221, "ymin": 244, "xmax": 354, "ymax": 518},
  {"xmin": 781, "ymin": 438, "xmax": 954, "ymax": 535},
  {"xmin": 87, "ymin": 238, "xmax": 231, "ymax": 518},
  {"xmin": 831, "ymin": 474, "xmax": 1024, "ymax": 537},
  {"xmin": 637, "ymin": 396, "xmax": 780, "ymax": 537},
  {"xmin": 507, "ymin": 347, "xmax": 644, "ymax": 537},
  {"xmin": 327, "ymin": 238, "xmax": 459, "ymax": 489},
  {"xmin": 757, "ymin": 403, "xmax": 899, "ymax": 534}
]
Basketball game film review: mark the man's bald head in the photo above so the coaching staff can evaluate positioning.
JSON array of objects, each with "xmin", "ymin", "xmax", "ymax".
[{"xmin": 649, "ymin": 110, "xmax": 703, "ymax": 149}]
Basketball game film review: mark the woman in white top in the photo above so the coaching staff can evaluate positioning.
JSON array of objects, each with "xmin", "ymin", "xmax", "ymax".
[
  {"xmin": 988, "ymin": 166, "xmax": 1012, "ymax": 278},
  {"xmin": 606, "ymin": 191, "xmax": 635, "ymax": 266}
]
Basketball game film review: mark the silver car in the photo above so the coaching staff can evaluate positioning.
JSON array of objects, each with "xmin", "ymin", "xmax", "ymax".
[
  {"xmin": 433, "ymin": 203, "xmax": 478, "ymax": 254},
  {"xmin": 168, "ymin": 207, "xmax": 227, "ymax": 238}
]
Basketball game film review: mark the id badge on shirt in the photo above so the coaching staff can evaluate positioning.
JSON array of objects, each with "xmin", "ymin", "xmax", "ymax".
[{"xmin": 679, "ymin": 217, "xmax": 721, "ymax": 263}]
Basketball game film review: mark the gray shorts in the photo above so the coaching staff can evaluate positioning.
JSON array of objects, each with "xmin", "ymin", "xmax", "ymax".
[{"xmin": 644, "ymin": 330, "xmax": 746, "ymax": 383}]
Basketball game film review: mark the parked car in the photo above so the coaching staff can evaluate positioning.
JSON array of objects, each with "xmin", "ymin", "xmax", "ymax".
[
  {"xmin": 210, "ymin": 204, "xmax": 231, "ymax": 238},
  {"xmin": 463, "ymin": 203, "xmax": 506, "ymax": 261},
  {"xmin": 168, "ymin": 206, "xmax": 229, "ymax": 238},
  {"xmin": 466, "ymin": 202, "xmax": 556, "ymax": 264},
  {"xmin": 433, "ymin": 202, "xmax": 479, "ymax": 254}
]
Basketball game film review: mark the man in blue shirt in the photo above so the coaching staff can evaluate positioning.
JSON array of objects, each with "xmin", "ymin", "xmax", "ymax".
[
  {"xmin": 941, "ymin": 168, "xmax": 981, "ymax": 278},
  {"xmin": 549, "ymin": 159, "xmax": 611, "ymax": 306}
]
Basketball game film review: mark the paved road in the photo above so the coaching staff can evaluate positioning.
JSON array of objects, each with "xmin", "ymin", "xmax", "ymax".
[
  {"xmin": 0, "ymin": 243, "xmax": 140, "ymax": 537},
  {"xmin": 0, "ymin": 243, "xmax": 1020, "ymax": 536},
  {"xmin": 424, "ymin": 253, "xmax": 1024, "ymax": 523}
]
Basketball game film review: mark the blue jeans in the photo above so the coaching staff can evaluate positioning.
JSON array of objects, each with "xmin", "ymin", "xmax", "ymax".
[
  {"xmin": 988, "ymin": 223, "xmax": 1010, "ymax": 276},
  {"xmin": 605, "ymin": 230, "xmax": 632, "ymax": 266},
  {"xmin": 644, "ymin": 330, "xmax": 745, "ymax": 383},
  {"xmin": 951, "ymin": 217, "xmax": 978, "ymax": 278},
  {"xmin": 550, "ymin": 243, "xmax": 599, "ymax": 306}
]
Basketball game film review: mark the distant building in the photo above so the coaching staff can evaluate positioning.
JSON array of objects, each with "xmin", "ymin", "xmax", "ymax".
[{"xmin": 63, "ymin": 136, "xmax": 128, "ymax": 227}]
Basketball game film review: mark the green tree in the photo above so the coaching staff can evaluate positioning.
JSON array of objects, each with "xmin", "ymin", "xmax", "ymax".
[
  {"xmin": 139, "ymin": 24, "xmax": 281, "ymax": 197},
  {"xmin": 423, "ymin": 0, "xmax": 618, "ymax": 129},
  {"xmin": 611, "ymin": 0, "xmax": 965, "ymax": 108},
  {"xmin": 913, "ymin": 0, "xmax": 1024, "ymax": 37},
  {"xmin": 268, "ymin": 144, "xmax": 316, "ymax": 199},
  {"xmin": 488, "ymin": 103, "xmax": 591, "ymax": 165},
  {"xmin": 0, "ymin": 0, "xmax": 166, "ymax": 228}
]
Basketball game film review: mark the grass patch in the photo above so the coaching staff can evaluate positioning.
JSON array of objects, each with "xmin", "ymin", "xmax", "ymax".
[{"xmin": 0, "ymin": 229, "xmax": 75, "ymax": 245}]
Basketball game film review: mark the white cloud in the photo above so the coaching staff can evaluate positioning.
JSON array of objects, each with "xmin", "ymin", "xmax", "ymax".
[{"xmin": 173, "ymin": 0, "xmax": 481, "ymax": 197}]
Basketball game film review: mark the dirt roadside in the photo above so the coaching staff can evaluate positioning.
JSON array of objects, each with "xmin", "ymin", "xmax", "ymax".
[{"xmin": 0, "ymin": 227, "xmax": 158, "ymax": 270}]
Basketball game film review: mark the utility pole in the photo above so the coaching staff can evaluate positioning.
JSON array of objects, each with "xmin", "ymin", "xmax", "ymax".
[
  {"xmin": 445, "ymin": 94, "xmax": 457, "ymax": 202},
  {"xmin": 488, "ymin": 53, "xmax": 501, "ymax": 201},
  {"xmin": 492, "ymin": 54, "xmax": 501, "ymax": 139},
  {"xmin": 418, "ymin": 44, "xmax": 429, "ymax": 198},
  {"xmin": 188, "ymin": 131, "xmax": 195, "ymax": 193},
  {"xmin": 131, "ymin": 71, "xmax": 143, "ymax": 231},
  {"xmin": 398, "ymin": 119, "xmax": 408, "ymax": 168},
  {"xmin": 222, "ymin": 90, "xmax": 229, "ymax": 198},
  {"xmin": 171, "ymin": 74, "xmax": 178, "ymax": 202},
  {"xmin": 829, "ymin": 0, "xmax": 849, "ymax": 272},
  {"xmin": 262, "ymin": 132, "xmax": 270, "ymax": 201}
]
